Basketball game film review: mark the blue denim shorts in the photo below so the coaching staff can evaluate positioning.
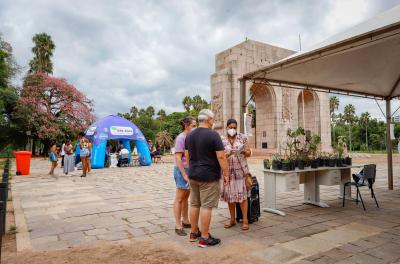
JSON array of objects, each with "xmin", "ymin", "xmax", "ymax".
[{"xmin": 174, "ymin": 166, "xmax": 190, "ymax": 190}]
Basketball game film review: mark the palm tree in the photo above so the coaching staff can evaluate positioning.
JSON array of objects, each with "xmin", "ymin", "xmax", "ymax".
[
  {"xmin": 343, "ymin": 104, "xmax": 356, "ymax": 151},
  {"xmin": 29, "ymin": 33, "xmax": 55, "ymax": 74},
  {"xmin": 329, "ymin": 96, "xmax": 339, "ymax": 145},
  {"xmin": 360, "ymin": 112, "xmax": 371, "ymax": 150},
  {"xmin": 182, "ymin": 96, "xmax": 192, "ymax": 112},
  {"xmin": 145, "ymin": 106, "xmax": 155, "ymax": 118},
  {"xmin": 156, "ymin": 131, "xmax": 173, "ymax": 153},
  {"xmin": 157, "ymin": 109, "xmax": 166, "ymax": 131}
]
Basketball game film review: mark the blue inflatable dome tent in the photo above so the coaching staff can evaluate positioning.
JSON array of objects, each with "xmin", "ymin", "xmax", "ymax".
[{"xmin": 85, "ymin": 115, "xmax": 151, "ymax": 168}]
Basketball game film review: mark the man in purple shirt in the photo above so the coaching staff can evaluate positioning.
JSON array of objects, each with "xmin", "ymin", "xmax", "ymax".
[{"xmin": 173, "ymin": 117, "xmax": 196, "ymax": 236}]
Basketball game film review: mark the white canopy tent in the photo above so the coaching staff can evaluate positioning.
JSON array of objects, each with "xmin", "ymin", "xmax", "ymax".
[{"xmin": 239, "ymin": 5, "xmax": 400, "ymax": 189}]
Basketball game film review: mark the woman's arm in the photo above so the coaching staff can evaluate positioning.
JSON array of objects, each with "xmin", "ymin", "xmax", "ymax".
[{"xmin": 175, "ymin": 152, "xmax": 189, "ymax": 182}]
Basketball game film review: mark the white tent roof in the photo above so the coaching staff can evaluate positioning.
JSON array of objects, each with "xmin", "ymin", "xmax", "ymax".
[{"xmin": 243, "ymin": 5, "xmax": 400, "ymax": 99}]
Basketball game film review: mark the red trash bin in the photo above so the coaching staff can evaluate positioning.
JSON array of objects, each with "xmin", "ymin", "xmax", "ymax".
[{"xmin": 15, "ymin": 151, "xmax": 32, "ymax": 176}]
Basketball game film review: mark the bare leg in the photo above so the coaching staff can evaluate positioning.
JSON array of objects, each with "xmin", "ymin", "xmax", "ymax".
[
  {"xmin": 200, "ymin": 207, "xmax": 212, "ymax": 238},
  {"xmin": 224, "ymin": 203, "xmax": 236, "ymax": 228},
  {"xmin": 239, "ymin": 199, "xmax": 249, "ymax": 230},
  {"xmin": 174, "ymin": 189, "xmax": 185, "ymax": 229},
  {"xmin": 87, "ymin": 157, "xmax": 91, "ymax": 172},
  {"xmin": 181, "ymin": 190, "xmax": 190, "ymax": 224},
  {"xmin": 49, "ymin": 161, "xmax": 57, "ymax": 175},
  {"xmin": 190, "ymin": 207, "xmax": 200, "ymax": 234},
  {"xmin": 81, "ymin": 157, "xmax": 87, "ymax": 176}
]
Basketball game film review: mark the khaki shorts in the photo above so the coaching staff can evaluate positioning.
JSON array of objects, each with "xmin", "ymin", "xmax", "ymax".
[{"xmin": 189, "ymin": 179, "xmax": 220, "ymax": 208}]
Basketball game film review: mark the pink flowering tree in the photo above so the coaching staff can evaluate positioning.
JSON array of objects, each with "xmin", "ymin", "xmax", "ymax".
[{"xmin": 15, "ymin": 73, "xmax": 94, "ymax": 141}]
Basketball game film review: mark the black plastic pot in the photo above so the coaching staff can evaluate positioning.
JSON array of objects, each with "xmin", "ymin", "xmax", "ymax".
[
  {"xmin": 345, "ymin": 157, "xmax": 352, "ymax": 165},
  {"xmin": 272, "ymin": 160, "xmax": 281, "ymax": 170},
  {"xmin": 336, "ymin": 159, "xmax": 344, "ymax": 167},
  {"xmin": 282, "ymin": 161, "xmax": 293, "ymax": 171},
  {"xmin": 318, "ymin": 158, "xmax": 324, "ymax": 167},
  {"xmin": 311, "ymin": 159, "xmax": 319, "ymax": 169},
  {"xmin": 298, "ymin": 160, "xmax": 305, "ymax": 170},
  {"xmin": 328, "ymin": 158, "xmax": 336, "ymax": 167},
  {"xmin": 323, "ymin": 159, "xmax": 329, "ymax": 166}
]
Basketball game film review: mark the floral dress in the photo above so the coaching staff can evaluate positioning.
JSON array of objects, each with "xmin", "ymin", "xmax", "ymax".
[{"xmin": 220, "ymin": 133, "xmax": 250, "ymax": 203}]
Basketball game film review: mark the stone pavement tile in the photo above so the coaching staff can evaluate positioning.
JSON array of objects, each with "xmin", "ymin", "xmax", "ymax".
[
  {"xmin": 126, "ymin": 228, "xmax": 147, "ymax": 237},
  {"xmin": 149, "ymin": 232, "xmax": 170, "ymax": 239},
  {"xmin": 311, "ymin": 255, "xmax": 336, "ymax": 264},
  {"xmin": 97, "ymin": 231, "xmax": 129, "ymax": 241},
  {"xmin": 33, "ymin": 240, "xmax": 69, "ymax": 251},
  {"xmin": 347, "ymin": 253, "xmax": 386, "ymax": 264},
  {"xmin": 292, "ymin": 260, "xmax": 313, "ymax": 264},
  {"xmin": 252, "ymin": 245, "xmax": 302, "ymax": 264},
  {"xmin": 365, "ymin": 242, "xmax": 400, "ymax": 262},
  {"xmin": 282, "ymin": 237, "xmax": 337, "ymax": 256},
  {"xmin": 131, "ymin": 221, "xmax": 153, "ymax": 228},
  {"xmin": 337, "ymin": 243, "xmax": 367, "ymax": 253},
  {"xmin": 321, "ymin": 247, "xmax": 353, "ymax": 261},
  {"xmin": 59, "ymin": 231, "xmax": 85, "ymax": 240},
  {"xmin": 65, "ymin": 235, "xmax": 98, "ymax": 246},
  {"xmin": 313, "ymin": 229, "xmax": 367, "ymax": 245},
  {"xmin": 285, "ymin": 227, "xmax": 324, "ymax": 239},
  {"xmin": 84, "ymin": 228, "xmax": 109, "ymax": 236},
  {"xmin": 30, "ymin": 235, "xmax": 59, "ymax": 245},
  {"xmin": 63, "ymin": 223, "xmax": 94, "ymax": 233},
  {"xmin": 336, "ymin": 222, "xmax": 382, "ymax": 236},
  {"xmin": 29, "ymin": 226, "xmax": 64, "ymax": 239}
]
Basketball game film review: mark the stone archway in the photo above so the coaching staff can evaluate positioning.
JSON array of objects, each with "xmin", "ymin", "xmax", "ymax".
[
  {"xmin": 250, "ymin": 83, "xmax": 276, "ymax": 149},
  {"xmin": 297, "ymin": 90, "xmax": 321, "ymax": 135}
]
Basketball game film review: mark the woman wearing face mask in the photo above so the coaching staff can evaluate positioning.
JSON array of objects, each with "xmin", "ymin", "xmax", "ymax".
[{"xmin": 220, "ymin": 118, "xmax": 252, "ymax": 230}]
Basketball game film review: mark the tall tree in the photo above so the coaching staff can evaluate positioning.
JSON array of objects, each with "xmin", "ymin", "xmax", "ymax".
[
  {"xmin": 15, "ymin": 73, "xmax": 94, "ymax": 141},
  {"xmin": 0, "ymin": 34, "xmax": 22, "ymax": 149},
  {"xmin": 360, "ymin": 112, "xmax": 371, "ymax": 149},
  {"xmin": 29, "ymin": 33, "xmax": 55, "ymax": 74},
  {"xmin": 145, "ymin": 106, "xmax": 155, "ymax": 118},
  {"xmin": 182, "ymin": 96, "xmax": 192, "ymax": 112},
  {"xmin": 157, "ymin": 109, "xmax": 166, "ymax": 131},
  {"xmin": 329, "ymin": 96, "xmax": 339, "ymax": 145},
  {"xmin": 343, "ymin": 104, "xmax": 356, "ymax": 151}
]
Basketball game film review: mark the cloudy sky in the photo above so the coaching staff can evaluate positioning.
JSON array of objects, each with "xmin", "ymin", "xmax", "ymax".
[{"xmin": 1, "ymin": 0, "xmax": 400, "ymax": 119}]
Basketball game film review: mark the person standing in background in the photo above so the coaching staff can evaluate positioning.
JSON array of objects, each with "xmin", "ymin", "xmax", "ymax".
[
  {"xmin": 61, "ymin": 141, "xmax": 65, "ymax": 168},
  {"xmin": 63, "ymin": 140, "xmax": 75, "ymax": 175},
  {"xmin": 173, "ymin": 117, "xmax": 196, "ymax": 236},
  {"xmin": 48, "ymin": 143, "xmax": 58, "ymax": 176}
]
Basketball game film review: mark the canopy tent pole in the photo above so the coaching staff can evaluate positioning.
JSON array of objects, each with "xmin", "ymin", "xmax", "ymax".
[
  {"xmin": 386, "ymin": 98, "xmax": 394, "ymax": 190},
  {"xmin": 239, "ymin": 79, "xmax": 246, "ymax": 134},
  {"xmin": 302, "ymin": 90, "xmax": 305, "ymax": 129}
]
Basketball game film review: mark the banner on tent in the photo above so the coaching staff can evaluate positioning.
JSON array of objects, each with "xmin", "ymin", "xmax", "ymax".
[{"xmin": 110, "ymin": 126, "xmax": 134, "ymax": 136}]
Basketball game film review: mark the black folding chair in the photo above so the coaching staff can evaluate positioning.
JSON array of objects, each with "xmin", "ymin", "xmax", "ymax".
[{"xmin": 342, "ymin": 164, "xmax": 379, "ymax": 210}]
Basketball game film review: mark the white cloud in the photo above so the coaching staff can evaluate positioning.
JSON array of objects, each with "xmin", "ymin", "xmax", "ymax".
[{"xmin": 1, "ymin": 0, "xmax": 399, "ymax": 118}]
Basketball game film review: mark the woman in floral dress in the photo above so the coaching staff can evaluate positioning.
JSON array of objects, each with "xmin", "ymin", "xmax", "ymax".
[{"xmin": 220, "ymin": 119, "xmax": 252, "ymax": 230}]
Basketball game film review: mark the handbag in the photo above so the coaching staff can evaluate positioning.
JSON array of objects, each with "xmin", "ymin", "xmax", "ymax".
[{"xmin": 237, "ymin": 156, "xmax": 253, "ymax": 190}]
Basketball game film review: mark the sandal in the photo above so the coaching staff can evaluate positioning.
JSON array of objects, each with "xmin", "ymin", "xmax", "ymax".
[
  {"xmin": 182, "ymin": 222, "xmax": 191, "ymax": 228},
  {"xmin": 80, "ymin": 175, "xmax": 86, "ymax": 177},
  {"xmin": 241, "ymin": 221, "xmax": 249, "ymax": 231},
  {"xmin": 224, "ymin": 221, "xmax": 236, "ymax": 229},
  {"xmin": 175, "ymin": 228, "xmax": 187, "ymax": 236}
]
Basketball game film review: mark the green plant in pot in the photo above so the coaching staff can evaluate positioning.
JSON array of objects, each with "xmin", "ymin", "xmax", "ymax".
[
  {"xmin": 264, "ymin": 159, "xmax": 271, "ymax": 169},
  {"xmin": 345, "ymin": 155, "xmax": 352, "ymax": 165},
  {"xmin": 335, "ymin": 136, "xmax": 347, "ymax": 167},
  {"xmin": 297, "ymin": 152, "xmax": 307, "ymax": 170},
  {"xmin": 281, "ymin": 158, "xmax": 293, "ymax": 171},
  {"xmin": 272, "ymin": 153, "xmax": 282, "ymax": 170},
  {"xmin": 309, "ymin": 134, "xmax": 321, "ymax": 169},
  {"xmin": 328, "ymin": 152, "xmax": 336, "ymax": 167}
]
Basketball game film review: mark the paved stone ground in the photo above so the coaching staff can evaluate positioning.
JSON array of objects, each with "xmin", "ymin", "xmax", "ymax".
[{"xmin": 11, "ymin": 156, "xmax": 400, "ymax": 263}]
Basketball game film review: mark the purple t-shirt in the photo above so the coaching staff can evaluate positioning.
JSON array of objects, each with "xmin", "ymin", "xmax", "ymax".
[{"xmin": 174, "ymin": 132, "xmax": 188, "ymax": 168}]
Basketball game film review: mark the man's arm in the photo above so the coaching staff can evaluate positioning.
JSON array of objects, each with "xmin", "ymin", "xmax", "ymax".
[
  {"xmin": 216, "ymin": 150, "xmax": 229, "ymax": 185},
  {"xmin": 175, "ymin": 152, "xmax": 189, "ymax": 182}
]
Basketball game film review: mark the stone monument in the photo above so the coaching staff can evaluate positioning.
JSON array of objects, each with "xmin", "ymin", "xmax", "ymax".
[{"xmin": 210, "ymin": 39, "xmax": 331, "ymax": 151}]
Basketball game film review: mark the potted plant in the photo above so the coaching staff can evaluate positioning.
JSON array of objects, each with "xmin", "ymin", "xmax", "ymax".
[
  {"xmin": 318, "ymin": 152, "xmax": 325, "ymax": 167},
  {"xmin": 282, "ymin": 159, "xmax": 293, "ymax": 171},
  {"xmin": 328, "ymin": 152, "xmax": 336, "ymax": 167},
  {"xmin": 335, "ymin": 136, "xmax": 346, "ymax": 167},
  {"xmin": 309, "ymin": 134, "xmax": 321, "ymax": 169},
  {"xmin": 272, "ymin": 153, "xmax": 282, "ymax": 170},
  {"xmin": 345, "ymin": 155, "xmax": 352, "ymax": 165},
  {"xmin": 264, "ymin": 159, "xmax": 271, "ymax": 169},
  {"xmin": 297, "ymin": 153, "xmax": 307, "ymax": 170}
]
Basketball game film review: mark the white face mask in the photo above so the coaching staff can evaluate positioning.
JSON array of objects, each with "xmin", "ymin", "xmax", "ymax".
[{"xmin": 227, "ymin": 128, "xmax": 237, "ymax": 137}]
